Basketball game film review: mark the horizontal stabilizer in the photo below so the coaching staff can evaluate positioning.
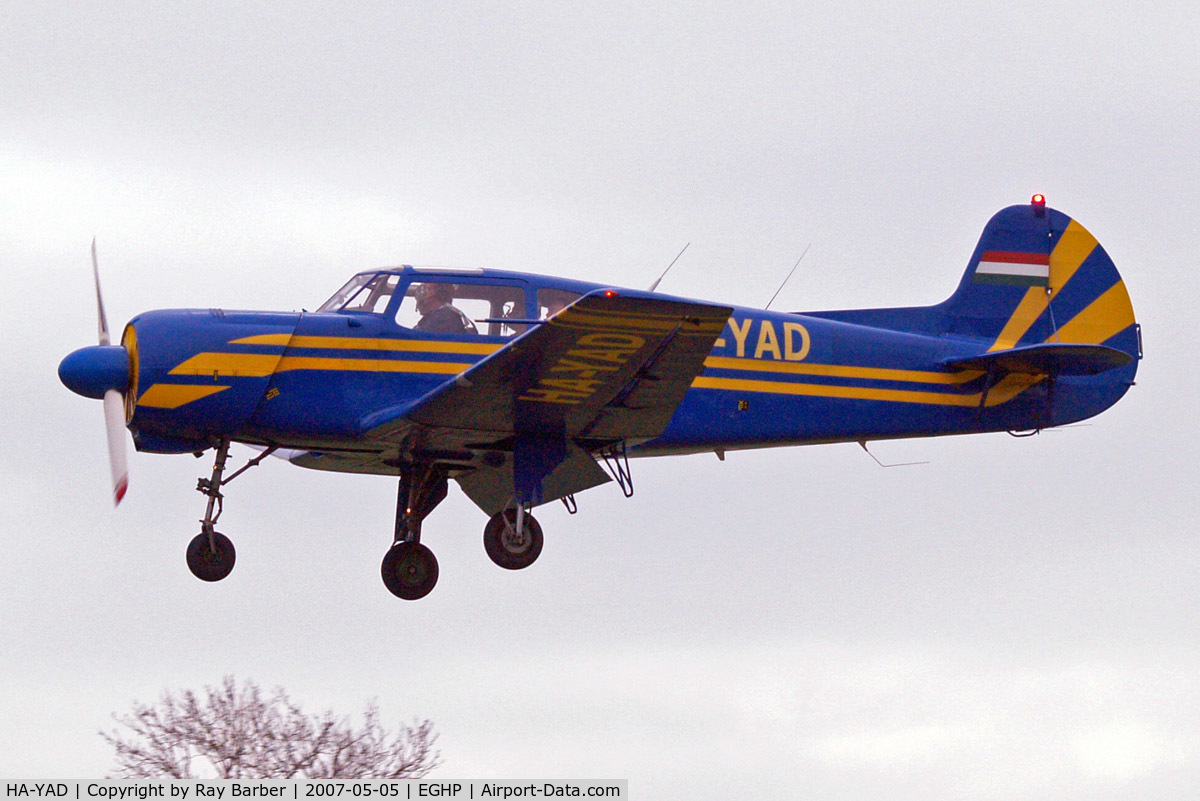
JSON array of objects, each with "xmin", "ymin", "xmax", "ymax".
[{"xmin": 944, "ymin": 342, "xmax": 1133, "ymax": 376}]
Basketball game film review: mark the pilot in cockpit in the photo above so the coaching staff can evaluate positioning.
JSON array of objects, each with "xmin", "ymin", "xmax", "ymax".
[{"xmin": 412, "ymin": 283, "xmax": 478, "ymax": 334}]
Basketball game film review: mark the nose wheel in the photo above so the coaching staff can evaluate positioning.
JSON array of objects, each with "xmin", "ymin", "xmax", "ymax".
[
  {"xmin": 484, "ymin": 508, "xmax": 543, "ymax": 570},
  {"xmin": 187, "ymin": 530, "xmax": 236, "ymax": 581}
]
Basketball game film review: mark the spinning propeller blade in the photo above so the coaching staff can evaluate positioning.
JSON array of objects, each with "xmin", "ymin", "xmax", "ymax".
[
  {"xmin": 93, "ymin": 238, "xmax": 110, "ymax": 346},
  {"xmin": 92, "ymin": 240, "xmax": 128, "ymax": 505},
  {"xmin": 104, "ymin": 389, "xmax": 130, "ymax": 504}
]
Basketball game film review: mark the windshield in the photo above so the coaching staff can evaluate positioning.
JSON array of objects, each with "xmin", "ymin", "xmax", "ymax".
[{"xmin": 316, "ymin": 272, "xmax": 400, "ymax": 313}]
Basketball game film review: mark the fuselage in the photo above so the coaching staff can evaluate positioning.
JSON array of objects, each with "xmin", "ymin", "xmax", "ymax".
[{"xmin": 119, "ymin": 265, "xmax": 1136, "ymax": 466}]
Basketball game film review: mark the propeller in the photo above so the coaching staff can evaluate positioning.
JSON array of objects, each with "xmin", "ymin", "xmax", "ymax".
[
  {"xmin": 92, "ymin": 240, "xmax": 129, "ymax": 505},
  {"xmin": 59, "ymin": 240, "xmax": 131, "ymax": 505}
]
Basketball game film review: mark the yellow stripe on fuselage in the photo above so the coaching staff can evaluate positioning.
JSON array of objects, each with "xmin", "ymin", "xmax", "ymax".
[
  {"xmin": 692, "ymin": 372, "xmax": 1040, "ymax": 408},
  {"xmin": 138, "ymin": 384, "xmax": 230, "ymax": 408},
  {"xmin": 170, "ymin": 353, "xmax": 282, "ymax": 377},
  {"xmin": 231, "ymin": 334, "xmax": 500, "ymax": 355},
  {"xmin": 170, "ymin": 352, "xmax": 472, "ymax": 377},
  {"xmin": 703, "ymin": 356, "xmax": 983, "ymax": 385},
  {"xmin": 275, "ymin": 356, "xmax": 471, "ymax": 374}
]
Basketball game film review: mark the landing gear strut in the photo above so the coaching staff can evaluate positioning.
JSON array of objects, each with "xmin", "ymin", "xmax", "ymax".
[
  {"xmin": 185, "ymin": 440, "xmax": 276, "ymax": 583},
  {"xmin": 380, "ymin": 462, "xmax": 447, "ymax": 600},
  {"xmin": 187, "ymin": 439, "xmax": 236, "ymax": 582}
]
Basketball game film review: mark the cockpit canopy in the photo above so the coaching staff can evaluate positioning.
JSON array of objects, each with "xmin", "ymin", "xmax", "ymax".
[
  {"xmin": 317, "ymin": 271, "xmax": 401, "ymax": 314},
  {"xmin": 317, "ymin": 267, "xmax": 584, "ymax": 338}
]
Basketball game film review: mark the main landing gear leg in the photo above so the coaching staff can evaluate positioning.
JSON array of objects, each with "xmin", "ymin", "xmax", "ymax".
[
  {"xmin": 380, "ymin": 462, "xmax": 446, "ymax": 600},
  {"xmin": 187, "ymin": 438, "xmax": 236, "ymax": 582}
]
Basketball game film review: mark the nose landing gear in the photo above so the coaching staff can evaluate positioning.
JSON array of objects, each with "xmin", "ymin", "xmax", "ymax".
[
  {"xmin": 187, "ymin": 439, "xmax": 235, "ymax": 582},
  {"xmin": 184, "ymin": 439, "xmax": 275, "ymax": 583}
]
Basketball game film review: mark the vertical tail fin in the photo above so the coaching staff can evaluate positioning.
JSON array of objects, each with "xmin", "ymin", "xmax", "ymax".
[
  {"xmin": 804, "ymin": 199, "xmax": 1140, "ymax": 366},
  {"xmin": 944, "ymin": 200, "xmax": 1138, "ymax": 358}
]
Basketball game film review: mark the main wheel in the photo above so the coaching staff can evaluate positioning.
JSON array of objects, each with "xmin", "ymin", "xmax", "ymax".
[
  {"xmin": 483, "ymin": 510, "xmax": 543, "ymax": 570},
  {"xmin": 186, "ymin": 531, "xmax": 236, "ymax": 582},
  {"xmin": 381, "ymin": 542, "xmax": 439, "ymax": 600}
]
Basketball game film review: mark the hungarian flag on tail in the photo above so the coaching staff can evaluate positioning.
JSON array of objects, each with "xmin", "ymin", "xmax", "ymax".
[{"xmin": 973, "ymin": 251, "xmax": 1050, "ymax": 287}]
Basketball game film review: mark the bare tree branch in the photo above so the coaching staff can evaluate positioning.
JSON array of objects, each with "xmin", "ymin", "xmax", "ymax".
[{"xmin": 101, "ymin": 677, "xmax": 440, "ymax": 779}]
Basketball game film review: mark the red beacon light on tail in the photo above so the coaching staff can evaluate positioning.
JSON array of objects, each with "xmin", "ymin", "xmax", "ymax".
[{"xmin": 1032, "ymin": 193, "xmax": 1047, "ymax": 216}]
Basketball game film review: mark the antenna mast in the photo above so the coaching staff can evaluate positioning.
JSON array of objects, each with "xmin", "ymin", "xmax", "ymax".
[
  {"xmin": 765, "ymin": 243, "xmax": 811, "ymax": 310},
  {"xmin": 648, "ymin": 242, "xmax": 690, "ymax": 292}
]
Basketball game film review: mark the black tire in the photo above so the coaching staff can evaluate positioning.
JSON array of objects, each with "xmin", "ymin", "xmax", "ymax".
[
  {"xmin": 483, "ymin": 510, "xmax": 543, "ymax": 570},
  {"xmin": 186, "ymin": 531, "xmax": 236, "ymax": 582},
  {"xmin": 381, "ymin": 542, "xmax": 439, "ymax": 600}
]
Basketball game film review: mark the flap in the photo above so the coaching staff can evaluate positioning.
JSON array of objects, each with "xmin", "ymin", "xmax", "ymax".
[
  {"xmin": 944, "ymin": 342, "xmax": 1133, "ymax": 376},
  {"xmin": 455, "ymin": 440, "xmax": 611, "ymax": 516}
]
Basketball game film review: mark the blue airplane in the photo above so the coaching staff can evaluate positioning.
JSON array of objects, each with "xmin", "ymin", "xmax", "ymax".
[{"xmin": 59, "ymin": 196, "xmax": 1141, "ymax": 599}]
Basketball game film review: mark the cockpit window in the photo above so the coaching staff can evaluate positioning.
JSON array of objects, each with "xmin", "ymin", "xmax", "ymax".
[
  {"xmin": 316, "ymin": 273, "xmax": 400, "ymax": 313},
  {"xmin": 539, "ymin": 288, "xmax": 582, "ymax": 318},
  {"xmin": 395, "ymin": 278, "xmax": 526, "ymax": 337}
]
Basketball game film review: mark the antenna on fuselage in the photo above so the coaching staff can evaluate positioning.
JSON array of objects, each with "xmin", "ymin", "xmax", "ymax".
[
  {"xmin": 764, "ymin": 243, "xmax": 812, "ymax": 311},
  {"xmin": 858, "ymin": 440, "xmax": 929, "ymax": 468},
  {"xmin": 648, "ymin": 242, "xmax": 690, "ymax": 292}
]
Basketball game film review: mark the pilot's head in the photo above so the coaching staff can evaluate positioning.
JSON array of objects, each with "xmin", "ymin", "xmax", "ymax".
[{"xmin": 414, "ymin": 283, "xmax": 454, "ymax": 313}]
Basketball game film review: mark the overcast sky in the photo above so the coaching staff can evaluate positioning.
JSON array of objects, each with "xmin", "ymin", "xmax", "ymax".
[{"xmin": 3, "ymin": 1, "xmax": 1198, "ymax": 797}]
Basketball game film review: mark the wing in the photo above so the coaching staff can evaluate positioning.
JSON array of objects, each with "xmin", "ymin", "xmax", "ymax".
[
  {"xmin": 363, "ymin": 290, "xmax": 732, "ymax": 511},
  {"xmin": 367, "ymin": 291, "xmax": 732, "ymax": 441}
]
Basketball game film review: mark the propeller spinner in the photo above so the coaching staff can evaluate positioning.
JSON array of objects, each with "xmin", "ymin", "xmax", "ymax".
[{"xmin": 57, "ymin": 240, "xmax": 131, "ymax": 505}]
